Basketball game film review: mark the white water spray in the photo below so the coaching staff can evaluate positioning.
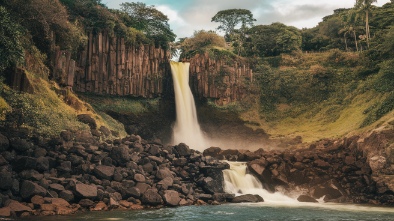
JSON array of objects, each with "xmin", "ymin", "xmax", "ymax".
[
  {"xmin": 223, "ymin": 161, "xmax": 297, "ymax": 204},
  {"xmin": 170, "ymin": 61, "xmax": 207, "ymax": 151}
]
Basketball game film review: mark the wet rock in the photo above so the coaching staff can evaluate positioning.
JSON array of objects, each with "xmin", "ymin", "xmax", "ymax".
[
  {"xmin": 93, "ymin": 165, "xmax": 115, "ymax": 180},
  {"xmin": 232, "ymin": 194, "xmax": 264, "ymax": 203},
  {"xmin": 141, "ymin": 189, "xmax": 163, "ymax": 205},
  {"xmin": 163, "ymin": 190, "xmax": 181, "ymax": 206},
  {"xmin": 158, "ymin": 177, "xmax": 173, "ymax": 190},
  {"xmin": 174, "ymin": 143, "xmax": 191, "ymax": 157},
  {"xmin": 297, "ymin": 195, "xmax": 318, "ymax": 203},
  {"xmin": 203, "ymin": 147, "xmax": 223, "ymax": 159},
  {"xmin": 213, "ymin": 193, "xmax": 235, "ymax": 202},
  {"xmin": 20, "ymin": 181, "xmax": 46, "ymax": 199},
  {"xmin": 78, "ymin": 199, "xmax": 95, "ymax": 208}
]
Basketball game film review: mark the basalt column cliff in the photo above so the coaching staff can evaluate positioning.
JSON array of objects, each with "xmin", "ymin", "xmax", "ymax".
[{"xmin": 51, "ymin": 32, "xmax": 171, "ymax": 98}]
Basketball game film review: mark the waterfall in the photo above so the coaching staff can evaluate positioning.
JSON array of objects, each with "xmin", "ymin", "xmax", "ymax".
[
  {"xmin": 223, "ymin": 161, "xmax": 296, "ymax": 204},
  {"xmin": 170, "ymin": 61, "xmax": 207, "ymax": 151}
]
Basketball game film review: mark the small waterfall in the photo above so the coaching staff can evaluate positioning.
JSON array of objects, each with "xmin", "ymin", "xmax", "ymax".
[
  {"xmin": 170, "ymin": 61, "xmax": 207, "ymax": 151},
  {"xmin": 223, "ymin": 161, "xmax": 296, "ymax": 204}
]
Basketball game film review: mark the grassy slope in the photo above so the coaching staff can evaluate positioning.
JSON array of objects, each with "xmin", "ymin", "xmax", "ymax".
[
  {"xmin": 0, "ymin": 71, "xmax": 126, "ymax": 138},
  {"xmin": 238, "ymin": 51, "xmax": 394, "ymax": 143}
]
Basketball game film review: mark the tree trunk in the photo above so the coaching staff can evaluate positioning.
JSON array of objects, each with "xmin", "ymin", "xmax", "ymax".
[
  {"xmin": 353, "ymin": 30, "xmax": 359, "ymax": 52},
  {"xmin": 366, "ymin": 11, "xmax": 370, "ymax": 48},
  {"xmin": 344, "ymin": 32, "xmax": 348, "ymax": 51}
]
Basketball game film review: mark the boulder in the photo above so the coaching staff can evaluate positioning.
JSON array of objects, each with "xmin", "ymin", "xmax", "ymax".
[
  {"xmin": 75, "ymin": 183, "xmax": 97, "ymax": 199},
  {"xmin": 59, "ymin": 190, "xmax": 74, "ymax": 202},
  {"xmin": 232, "ymin": 194, "xmax": 264, "ymax": 203},
  {"xmin": 0, "ymin": 171, "xmax": 13, "ymax": 190},
  {"xmin": 99, "ymin": 126, "xmax": 111, "ymax": 137},
  {"xmin": 9, "ymin": 138, "xmax": 32, "ymax": 152},
  {"xmin": 110, "ymin": 145, "xmax": 130, "ymax": 165},
  {"xmin": 141, "ymin": 189, "xmax": 163, "ymax": 205},
  {"xmin": 77, "ymin": 114, "xmax": 97, "ymax": 129},
  {"xmin": 174, "ymin": 143, "xmax": 191, "ymax": 157},
  {"xmin": 156, "ymin": 168, "xmax": 174, "ymax": 180},
  {"xmin": 5, "ymin": 199, "xmax": 33, "ymax": 212},
  {"xmin": 78, "ymin": 199, "xmax": 95, "ymax": 208},
  {"xmin": 20, "ymin": 180, "xmax": 46, "ymax": 199},
  {"xmin": 158, "ymin": 177, "xmax": 173, "ymax": 190},
  {"xmin": 203, "ymin": 147, "xmax": 222, "ymax": 159},
  {"xmin": 135, "ymin": 183, "xmax": 151, "ymax": 194},
  {"xmin": 35, "ymin": 156, "xmax": 50, "ymax": 172},
  {"xmin": 297, "ymin": 195, "xmax": 318, "ymax": 203},
  {"xmin": 0, "ymin": 133, "xmax": 9, "ymax": 151},
  {"xmin": 134, "ymin": 174, "xmax": 146, "ymax": 183},
  {"xmin": 93, "ymin": 165, "xmax": 115, "ymax": 180},
  {"xmin": 0, "ymin": 207, "xmax": 11, "ymax": 217},
  {"xmin": 163, "ymin": 190, "xmax": 181, "ymax": 206}
]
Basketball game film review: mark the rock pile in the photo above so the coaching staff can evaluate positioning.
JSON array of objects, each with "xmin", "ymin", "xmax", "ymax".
[
  {"xmin": 0, "ymin": 128, "xmax": 232, "ymax": 217},
  {"xmin": 204, "ymin": 134, "xmax": 394, "ymax": 205}
]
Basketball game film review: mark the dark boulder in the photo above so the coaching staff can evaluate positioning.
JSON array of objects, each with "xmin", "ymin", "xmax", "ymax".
[
  {"xmin": 174, "ymin": 143, "xmax": 191, "ymax": 157},
  {"xmin": 9, "ymin": 138, "xmax": 32, "ymax": 152},
  {"xmin": 297, "ymin": 195, "xmax": 318, "ymax": 203},
  {"xmin": 93, "ymin": 165, "xmax": 115, "ymax": 180},
  {"xmin": 232, "ymin": 194, "xmax": 264, "ymax": 203},
  {"xmin": 20, "ymin": 180, "xmax": 46, "ymax": 199},
  {"xmin": 77, "ymin": 114, "xmax": 97, "ymax": 129},
  {"xmin": 0, "ymin": 133, "xmax": 9, "ymax": 151},
  {"xmin": 0, "ymin": 171, "xmax": 13, "ymax": 190},
  {"xmin": 141, "ymin": 189, "xmax": 163, "ymax": 205},
  {"xmin": 110, "ymin": 145, "xmax": 130, "ymax": 165}
]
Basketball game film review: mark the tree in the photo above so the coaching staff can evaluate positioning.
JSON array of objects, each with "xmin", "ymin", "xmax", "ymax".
[
  {"xmin": 339, "ymin": 10, "xmax": 360, "ymax": 51},
  {"xmin": 355, "ymin": 0, "xmax": 377, "ymax": 48},
  {"xmin": 211, "ymin": 9, "xmax": 255, "ymax": 41},
  {"xmin": 120, "ymin": 2, "xmax": 176, "ymax": 47},
  {"xmin": 178, "ymin": 30, "xmax": 226, "ymax": 57},
  {"xmin": 245, "ymin": 23, "xmax": 301, "ymax": 57}
]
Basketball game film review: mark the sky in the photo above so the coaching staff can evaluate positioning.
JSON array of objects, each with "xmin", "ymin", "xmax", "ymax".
[{"xmin": 104, "ymin": 0, "xmax": 391, "ymax": 40}]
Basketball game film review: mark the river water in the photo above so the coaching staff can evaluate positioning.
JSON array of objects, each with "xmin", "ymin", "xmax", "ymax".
[{"xmin": 20, "ymin": 203, "xmax": 394, "ymax": 221}]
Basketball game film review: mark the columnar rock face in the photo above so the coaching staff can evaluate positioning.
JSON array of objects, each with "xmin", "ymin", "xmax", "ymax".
[
  {"xmin": 188, "ymin": 53, "xmax": 253, "ymax": 105},
  {"xmin": 52, "ymin": 32, "xmax": 171, "ymax": 98}
]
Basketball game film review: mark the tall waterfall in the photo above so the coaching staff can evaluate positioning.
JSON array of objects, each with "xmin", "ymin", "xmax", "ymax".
[
  {"xmin": 223, "ymin": 161, "xmax": 296, "ymax": 204},
  {"xmin": 170, "ymin": 61, "xmax": 207, "ymax": 151}
]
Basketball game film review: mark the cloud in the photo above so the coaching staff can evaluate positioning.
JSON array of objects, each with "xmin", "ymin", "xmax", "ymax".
[{"xmin": 104, "ymin": 0, "xmax": 391, "ymax": 39}]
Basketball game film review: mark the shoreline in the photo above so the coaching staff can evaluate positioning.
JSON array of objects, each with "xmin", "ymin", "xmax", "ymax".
[{"xmin": 0, "ymin": 125, "xmax": 393, "ymax": 218}]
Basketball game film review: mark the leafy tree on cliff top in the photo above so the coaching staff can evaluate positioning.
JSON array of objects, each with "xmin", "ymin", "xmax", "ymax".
[
  {"xmin": 178, "ymin": 30, "xmax": 227, "ymax": 58},
  {"xmin": 120, "ymin": 2, "xmax": 176, "ymax": 48},
  {"xmin": 211, "ymin": 9, "xmax": 256, "ymax": 41},
  {"xmin": 245, "ymin": 23, "xmax": 301, "ymax": 57}
]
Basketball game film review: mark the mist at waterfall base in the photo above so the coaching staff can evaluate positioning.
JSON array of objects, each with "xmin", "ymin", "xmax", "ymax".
[{"xmin": 169, "ymin": 61, "xmax": 266, "ymax": 151}]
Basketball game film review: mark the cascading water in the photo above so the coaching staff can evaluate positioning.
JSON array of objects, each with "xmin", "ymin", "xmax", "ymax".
[
  {"xmin": 223, "ymin": 161, "xmax": 297, "ymax": 204},
  {"xmin": 170, "ymin": 61, "xmax": 207, "ymax": 151}
]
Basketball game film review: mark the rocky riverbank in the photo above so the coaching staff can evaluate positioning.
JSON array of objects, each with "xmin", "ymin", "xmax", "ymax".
[
  {"xmin": 0, "ymin": 120, "xmax": 393, "ymax": 218},
  {"xmin": 204, "ymin": 121, "xmax": 394, "ymax": 205},
  {"xmin": 0, "ymin": 126, "xmax": 240, "ymax": 218}
]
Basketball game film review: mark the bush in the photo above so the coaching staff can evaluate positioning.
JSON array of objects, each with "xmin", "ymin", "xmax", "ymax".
[{"xmin": 0, "ymin": 6, "xmax": 25, "ymax": 72}]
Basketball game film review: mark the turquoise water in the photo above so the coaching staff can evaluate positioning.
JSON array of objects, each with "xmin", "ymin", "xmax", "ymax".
[{"xmin": 21, "ymin": 203, "xmax": 394, "ymax": 221}]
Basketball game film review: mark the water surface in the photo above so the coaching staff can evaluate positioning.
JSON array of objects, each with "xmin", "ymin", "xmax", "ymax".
[{"xmin": 20, "ymin": 203, "xmax": 394, "ymax": 221}]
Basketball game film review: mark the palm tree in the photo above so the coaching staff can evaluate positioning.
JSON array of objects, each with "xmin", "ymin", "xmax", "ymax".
[
  {"xmin": 354, "ymin": 0, "xmax": 377, "ymax": 48},
  {"xmin": 340, "ymin": 10, "xmax": 360, "ymax": 52}
]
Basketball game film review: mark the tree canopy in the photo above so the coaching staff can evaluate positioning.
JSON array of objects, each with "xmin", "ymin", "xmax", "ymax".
[
  {"xmin": 211, "ymin": 9, "xmax": 255, "ymax": 40},
  {"xmin": 245, "ymin": 23, "xmax": 302, "ymax": 57}
]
